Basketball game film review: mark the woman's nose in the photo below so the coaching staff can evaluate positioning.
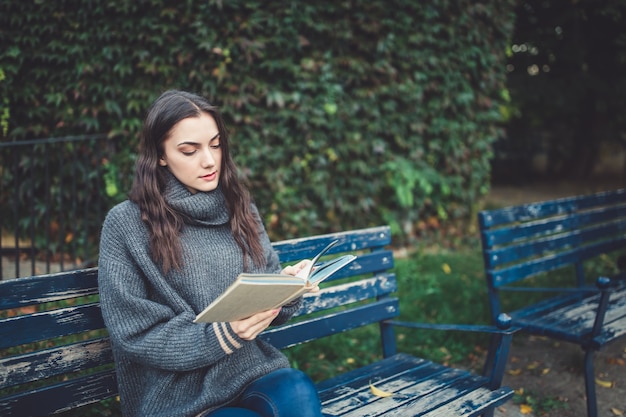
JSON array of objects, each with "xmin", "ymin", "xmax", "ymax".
[{"xmin": 200, "ymin": 148, "xmax": 215, "ymax": 167}]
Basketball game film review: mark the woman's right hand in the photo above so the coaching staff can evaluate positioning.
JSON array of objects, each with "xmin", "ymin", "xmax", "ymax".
[{"xmin": 230, "ymin": 308, "xmax": 280, "ymax": 340}]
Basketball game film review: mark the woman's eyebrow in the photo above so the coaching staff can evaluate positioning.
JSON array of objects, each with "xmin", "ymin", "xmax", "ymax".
[{"xmin": 177, "ymin": 133, "xmax": 220, "ymax": 146}]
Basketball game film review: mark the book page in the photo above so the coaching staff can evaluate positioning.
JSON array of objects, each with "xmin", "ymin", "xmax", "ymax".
[
  {"xmin": 296, "ymin": 239, "xmax": 340, "ymax": 279},
  {"xmin": 308, "ymin": 254, "xmax": 356, "ymax": 286}
]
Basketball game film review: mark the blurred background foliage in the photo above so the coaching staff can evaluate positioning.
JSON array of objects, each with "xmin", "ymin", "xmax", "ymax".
[
  {"xmin": 496, "ymin": 0, "xmax": 626, "ymax": 184},
  {"xmin": 0, "ymin": 0, "xmax": 515, "ymax": 246}
]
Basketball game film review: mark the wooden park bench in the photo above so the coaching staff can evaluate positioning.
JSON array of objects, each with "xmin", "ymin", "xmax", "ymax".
[
  {"xmin": 1, "ymin": 225, "xmax": 515, "ymax": 416},
  {"xmin": 478, "ymin": 188, "xmax": 626, "ymax": 417}
]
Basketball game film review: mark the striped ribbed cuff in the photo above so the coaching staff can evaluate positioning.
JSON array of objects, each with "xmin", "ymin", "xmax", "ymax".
[{"xmin": 212, "ymin": 322, "xmax": 242, "ymax": 354}]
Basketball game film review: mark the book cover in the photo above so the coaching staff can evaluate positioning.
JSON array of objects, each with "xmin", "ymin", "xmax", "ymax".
[{"xmin": 194, "ymin": 240, "xmax": 356, "ymax": 323}]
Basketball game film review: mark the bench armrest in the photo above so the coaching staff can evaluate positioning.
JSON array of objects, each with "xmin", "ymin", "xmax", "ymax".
[
  {"xmin": 387, "ymin": 313, "xmax": 517, "ymax": 335},
  {"xmin": 499, "ymin": 285, "xmax": 599, "ymax": 294},
  {"xmin": 386, "ymin": 313, "xmax": 517, "ymax": 390},
  {"xmin": 590, "ymin": 276, "xmax": 613, "ymax": 342}
]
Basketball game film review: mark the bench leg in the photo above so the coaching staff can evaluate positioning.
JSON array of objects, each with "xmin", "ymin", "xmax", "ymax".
[
  {"xmin": 584, "ymin": 349, "xmax": 598, "ymax": 417},
  {"xmin": 481, "ymin": 408, "xmax": 495, "ymax": 417},
  {"xmin": 482, "ymin": 331, "xmax": 513, "ymax": 390}
]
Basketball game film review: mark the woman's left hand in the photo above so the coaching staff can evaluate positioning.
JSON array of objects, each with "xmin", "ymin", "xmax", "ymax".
[
  {"xmin": 281, "ymin": 260, "xmax": 319, "ymax": 293},
  {"xmin": 281, "ymin": 259, "xmax": 310, "ymax": 276}
]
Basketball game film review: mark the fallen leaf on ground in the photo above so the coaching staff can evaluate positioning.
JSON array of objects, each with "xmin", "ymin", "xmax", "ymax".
[
  {"xmin": 369, "ymin": 382, "xmax": 393, "ymax": 398},
  {"xmin": 508, "ymin": 369, "xmax": 522, "ymax": 376},
  {"xmin": 611, "ymin": 407, "xmax": 624, "ymax": 415},
  {"xmin": 595, "ymin": 378, "xmax": 614, "ymax": 388},
  {"xmin": 520, "ymin": 404, "xmax": 533, "ymax": 414},
  {"xmin": 541, "ymin": 368, "xmax": 550, "ymax": 375},
  {"xmin": 607, "ymin": 357, "xmax": 625, "ymax": 366}
]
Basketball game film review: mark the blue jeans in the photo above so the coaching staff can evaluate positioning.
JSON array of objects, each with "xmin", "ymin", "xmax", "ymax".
[{"xmin": 206, "ymin": 368, "xmax": 323, "ymax": 417}]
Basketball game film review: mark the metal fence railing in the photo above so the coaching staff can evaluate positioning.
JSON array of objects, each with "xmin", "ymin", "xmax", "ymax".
[{"xmin": 0, "ymin": 134, "xmax": 116, "ymax": 280}]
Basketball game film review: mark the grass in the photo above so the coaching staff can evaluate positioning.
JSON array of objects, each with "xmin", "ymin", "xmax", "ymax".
[{"xmin": 283, "ymin": 242, "xmax": 495, "ymax": 381}]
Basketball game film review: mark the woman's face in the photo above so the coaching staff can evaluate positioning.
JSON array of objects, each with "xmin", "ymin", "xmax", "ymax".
[{"xmin": 159, "ymin": 112, "xmax": 223, "ymax": 194}]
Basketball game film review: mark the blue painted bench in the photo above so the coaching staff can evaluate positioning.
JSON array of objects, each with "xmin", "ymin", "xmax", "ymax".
[
  {"xmin": 1, "ymin": 225, "xmax": 515, "ymax": 416},
  {"xmin": 478, "ymin": 189, "xmax": 626, "ymax": 417}
]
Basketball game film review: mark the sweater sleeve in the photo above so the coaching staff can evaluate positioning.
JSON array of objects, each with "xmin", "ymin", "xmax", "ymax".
[{"xmin": 98, "ymin": 205, "xmax": 246, "ymax": 373}]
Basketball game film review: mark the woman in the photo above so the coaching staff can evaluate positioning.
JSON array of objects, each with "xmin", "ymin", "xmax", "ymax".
[{"xmin": 98, "ymin": 90, "xmax": 323, "ymax": 417}]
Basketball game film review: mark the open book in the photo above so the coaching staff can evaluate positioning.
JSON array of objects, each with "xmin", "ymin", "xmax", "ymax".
[{"xmin": 194, "ymin": 240, "xmax": 356, "ymax": 323}]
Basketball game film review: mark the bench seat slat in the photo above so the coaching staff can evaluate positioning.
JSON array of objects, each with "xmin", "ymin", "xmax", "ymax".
[
  {"xmin": 376, "ymin": 386, "xmax": 509, "ymax": 417},
  {"xmin": 316, "ymin": 353, "xmax": 429, "ymax": 394},
  {"xmin": 0, "ymin": 303, "xmax": 105, "ymax": 349},
  {"xmin": 322, "ymin": 365, "xmax": 467, "ymax": 415},
  {"xmin": 417, "ymin": 387, "xmax": 515, "ymax": 417},
  {"xmin": 0, "ymin": 268, "xmax": 99, "ymax": 309},
  {"xmin": 512, "ymin": 285, "xmax": 626, "ymax": 344},
  {"xmin": 316, "ymin": 353, "xmax": 512, "ymax": 417},
  {"xmin": 0, "ymin": 370, "xmax": 117, "ymax": 417},
  {"xmin": 0, "ymin": 338, "xmax": 113, "ymax": 389},
  {"xmin": 593, "ymin": 315, "xmax": 626, "ymax": 347}
]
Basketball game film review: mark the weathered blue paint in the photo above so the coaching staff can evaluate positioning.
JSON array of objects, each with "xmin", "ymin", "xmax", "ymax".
[{"xmin": 1, "ymin": 226, "xmax": 514, "ymax": 416}]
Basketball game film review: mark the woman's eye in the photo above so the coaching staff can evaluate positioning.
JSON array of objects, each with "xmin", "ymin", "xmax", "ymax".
[
  {"xmin": 211, "ymin": 143, "xmax": 221, "ymax": 149},
  {"xmin": 180, "ymin": 148, "xmax": 196, "ymax": 156}
]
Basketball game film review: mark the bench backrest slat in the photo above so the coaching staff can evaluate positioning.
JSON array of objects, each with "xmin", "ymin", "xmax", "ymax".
[
  {"xmin": 0, "ymin": 303, "xmax": 105, "ymax": 349},
  {"xmin": 484, "ymin": 220, "xmax": 626, "ymax": 270},
  {"xmin": 479, "ymin": 188, "xmax": 626, "ymax": 228},
  {"xmin": 272, "ymin": 225, "xmax": 391, "ymax": 262},
  {"xmin": 480, "ymin": 189, "xmax": 626, "ymax": 286},
  {"xmin": 0, "ymin": 268, "xmax": 99, "ymax": 310},
  {"xmin": 482, "ymin": 203, "xmax": 626, "ymax": 247},
  {"xmin": 487, "ymin": 229, "xmax": 626, "ymax": 288},
  {"xmin": 312, "ymin": 250, "xmax": 394, "ymax": 283},
  {"xmin": 0, "ymin": 338, "xmax": 113, "ymax": 389},
  {"xmin": 261, "ymin": 298, "xmax": 399, "ymax": 349},
  {"xmin": 293, "ymin": 274, "xmax": 396, "ymax": 317}
]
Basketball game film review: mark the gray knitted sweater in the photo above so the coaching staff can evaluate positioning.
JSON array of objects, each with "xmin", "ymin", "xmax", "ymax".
[{"xmin": 98, "ymin": 174, "xmax": 300, "ymax": 417}]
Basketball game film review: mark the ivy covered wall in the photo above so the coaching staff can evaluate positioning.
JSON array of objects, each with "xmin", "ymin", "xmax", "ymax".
[{"xmin": 0, "ymin": 0, "xmax": 515, "ymax": 242}]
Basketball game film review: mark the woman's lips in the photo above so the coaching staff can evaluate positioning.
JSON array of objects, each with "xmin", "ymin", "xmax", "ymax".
[{"xmin": 200, "ymin": 172, "xmax": 217, "ymax": 181}]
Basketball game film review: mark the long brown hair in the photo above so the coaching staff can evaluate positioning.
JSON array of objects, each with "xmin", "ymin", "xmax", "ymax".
[{"xmin": 129, "ymin": 90, "xmax": 265, "ymax": 273}]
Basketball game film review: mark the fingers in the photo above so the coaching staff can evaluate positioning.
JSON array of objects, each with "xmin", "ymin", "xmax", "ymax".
[
  {"xmin": 230, "ymin": 308, "xmax": 280, "ymax": 340},
  {"xmin": 282, "ymin": 259, "xmax": 312, "ymax": 276}
]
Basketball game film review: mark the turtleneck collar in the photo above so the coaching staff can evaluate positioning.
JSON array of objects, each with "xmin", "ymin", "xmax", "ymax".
[{"xmin": 164, "ymin": 170, "xmax": 230, "ymax": 227}]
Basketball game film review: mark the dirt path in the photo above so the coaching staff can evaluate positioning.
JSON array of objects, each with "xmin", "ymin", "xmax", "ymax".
[{"xmin": 494, "ymin": 335, "xmax": 626, "ymax": 417}]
